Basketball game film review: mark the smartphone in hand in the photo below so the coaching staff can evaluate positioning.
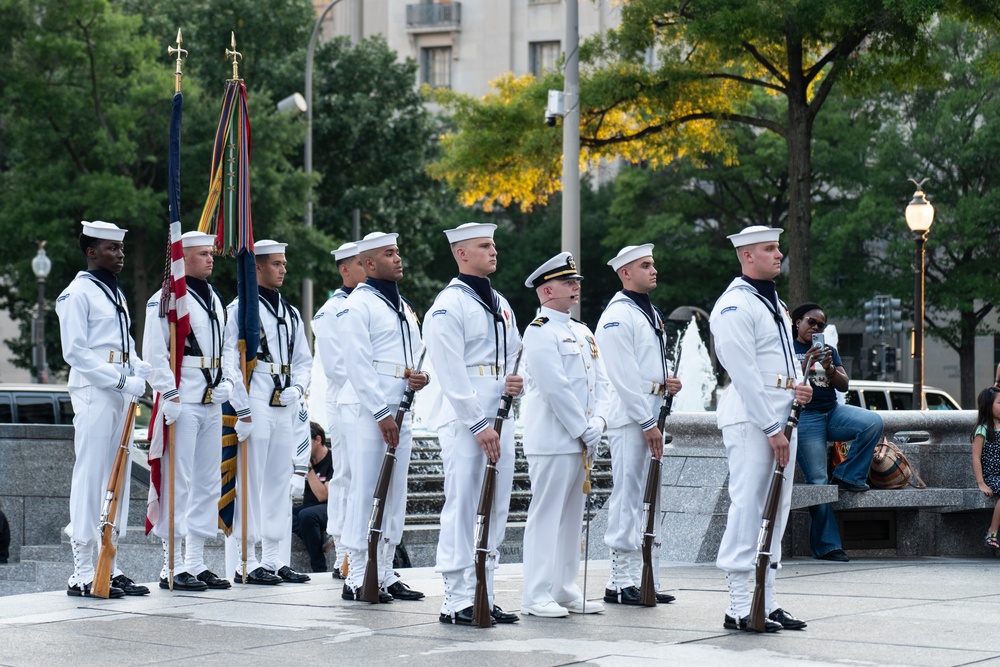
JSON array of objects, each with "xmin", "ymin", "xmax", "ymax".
[{"xmin": 811, "ymin": 332, "xmax": 825, "ymax": 350}]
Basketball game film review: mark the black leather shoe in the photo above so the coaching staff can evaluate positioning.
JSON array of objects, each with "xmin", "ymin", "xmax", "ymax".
[
  {"xmin": 723, "ymin": 613, "xmax": 782, "ymax": 632},
  {"xmin": 67, "ymin": 582, "xmax": 125, "ymax": 599},
  {"xmin": 159, "ymin": 572, "xmax": 208, "ymax": 591},
  {"xmin": 386, "ymin": 580, "xmax": 424, "ymax": 600},
  {"xmin": 275, "ymin": 566, "xmax": 311, "ymax": 583},
  {"xmin": 234, "ymin": 567, "xmax": 282, "ymax": 585},
  {"xmin": 833, "ymin": 476, "xmax": 869, "ymax": 492},
  {"xmin": 768, "ymin": 608, "xmax": 807, "ymax": 630},
  {"xmin": 604, "ymin": 586, "xmax": 643, "ymax": 605},
  {"xmin": 342, "ymin": 583, "xmax": 392, "ymax": 603},
  {"xmin": 817, "ymin": 548, "xmax": 850, "ymax": 562},
  {"xmin": 196, "ymin": 569, "xmax": 232, "ymax": 589},
  {"xmin": 111, "ymin": 574, "xmax": 150, "ymax": 596},
  {"xmin": 331, "ymin": 568, "xmax": 345, "ymax": 580},
  {"xmin": 439, "ymin": 605, "xmax": 493, "ymax": 625},
  {"xmin": 491, "ymin": 605, "xmax": 519, "ymax": 623},
  {"xmin": 655, "ymin": 591, "xmax": 676, "ymax": 604}
]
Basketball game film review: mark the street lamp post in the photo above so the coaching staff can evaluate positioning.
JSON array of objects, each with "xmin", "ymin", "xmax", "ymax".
[
  {"xmin": 31, "ymin": 241, "xmax": 52, "ymax": 383},
  {"xmin": 904, "ymin": 181, "xmax": 935, "ymax": 410}
]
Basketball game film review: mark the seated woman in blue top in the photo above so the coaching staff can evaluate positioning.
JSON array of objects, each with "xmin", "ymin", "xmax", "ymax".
[{"xmin": 791, "ymin": 303, "xmax": 883, "ymax": 562}]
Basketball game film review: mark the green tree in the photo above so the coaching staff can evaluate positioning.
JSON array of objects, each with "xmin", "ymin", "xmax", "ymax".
[{"xmin": 430, "ymin": 0, "xmax": 997, "ymax": 308}]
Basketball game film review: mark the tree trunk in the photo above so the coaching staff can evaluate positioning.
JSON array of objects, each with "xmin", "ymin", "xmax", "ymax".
[
  {"xmin": 958, "ymin": 310, "xmax": 978, "ymax": 409},
  {"xmin": 784, "ymin": 51, "xmax": 813, "ymax": 308}
]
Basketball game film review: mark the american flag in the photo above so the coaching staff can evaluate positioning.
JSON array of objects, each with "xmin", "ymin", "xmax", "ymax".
[{"xmin": 145, "ymin": 88, "xmax": 191, "ymax": 534}]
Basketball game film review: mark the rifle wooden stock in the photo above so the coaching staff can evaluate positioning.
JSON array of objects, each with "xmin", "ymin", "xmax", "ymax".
[
  {"xmin": 470, "ymin": 345, "xmax": 521, "ymax": 626},
  {"xmin": 747, "ymin": 351, "xmax": 815, "ymax": 633},
  {"xmin": 360, "ymin": 351, "xmax": 425, "ymax": 603},
  {"xmin": 471, "ymin": 462, "xmax": 497, "ymax": 627},
  {"xmin": 638, "ymin": 457, "xmax": 661, "ymax": 606},
  {"xmin": 92, "ymin": 399, "xmax": 138, "ymax": 598}
]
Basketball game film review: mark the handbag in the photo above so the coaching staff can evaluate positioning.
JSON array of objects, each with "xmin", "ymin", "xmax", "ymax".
[{"xmin": 868, "ymin": 437, "xmax": 927, "ymax": 489}]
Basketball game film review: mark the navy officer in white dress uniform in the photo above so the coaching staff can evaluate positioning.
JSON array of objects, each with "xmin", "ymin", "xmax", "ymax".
[
  {"xmin": 596, "ymin": 244, "xmax": 681, "ymax": 606},
  {"xmin": 339, "ymin": 232, "xmax": 428, "ymax": 602},
  {"xmin": 709, "ymin": 225, "xmax": 811, "ymax": 632},
  {"xmin": 143, "ymin": 231, "xmax": 238, "ymax": 592},
  {"xmin": 224, "ymin": 240, "xmax": 312, "ymax": 585},
  {"xmin": 519, "ymin": 252, "xmax": 611, "ymax": 618},
  {"xmin": 424, "ymin": 223, "xmax": 522, "ymax": 626},
  {"xmin": 313, "ymin": 241, "xmax": 365, "ymax": 576},
  {"xmin": 56, "ymin": 220, "xmax": 151, "ymax": 598}
]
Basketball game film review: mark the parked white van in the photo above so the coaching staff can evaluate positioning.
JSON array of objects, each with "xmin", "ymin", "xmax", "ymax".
[{"xmin": 844, "ymin": 380, "xmax": 961, "ymax": 411}]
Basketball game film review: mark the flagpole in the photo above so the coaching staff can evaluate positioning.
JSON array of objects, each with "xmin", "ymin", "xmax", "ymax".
[
  {"xmin": 165, "ymin": 28, "xmax": 187, "ymax": 593},
  {"xmin": 225, "ymin": 33, "xmax": 250, "ymax": 586}
]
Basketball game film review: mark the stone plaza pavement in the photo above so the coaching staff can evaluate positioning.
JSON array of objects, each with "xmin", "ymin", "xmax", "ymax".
[{"xmin": 2, "ymin": 557, "xmax": 1000, "ymax": 666}]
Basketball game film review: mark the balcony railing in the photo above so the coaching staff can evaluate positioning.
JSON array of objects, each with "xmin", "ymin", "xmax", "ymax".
[{"xmin": 406, "ymin": 2, "xmax": 461, "ymax": 31}]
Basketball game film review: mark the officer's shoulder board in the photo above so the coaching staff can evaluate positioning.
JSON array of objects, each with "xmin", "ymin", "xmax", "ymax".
[
  {"xmin": 571, "ymin": 317, "xmax": 586, "ymax": 325},
  {"xmin": 529, "ymin": 316, "xmax": 549, "ymax": 327}
]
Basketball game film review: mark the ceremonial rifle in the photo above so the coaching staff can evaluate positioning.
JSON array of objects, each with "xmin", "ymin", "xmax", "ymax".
[
  {"xmin": 639, "ymin": 340, "xmax": 683, "ymax": 606},
  {"xmin": 471, "ymin": 346, "xmax": 523, "ymax": 627},
  {"xmin": 747, "ymin": 348, "xmax": 818, "ymax": 632},
  {"xmin": 361, "ymin": 350, "xmax": 426, "ymax": 603},
  {"xmin": 92, "ymin": 398, "xmax": 139, "ymax": 598}
]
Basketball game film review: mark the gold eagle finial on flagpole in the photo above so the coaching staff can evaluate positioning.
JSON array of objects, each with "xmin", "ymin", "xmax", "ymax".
[
  {"xmin": 226, "ymin": 32, "xmax": 242, "ymax": 81},
  {"xmin": 167, "ymin": 28, "xmax": 187, "ymax": 93}
]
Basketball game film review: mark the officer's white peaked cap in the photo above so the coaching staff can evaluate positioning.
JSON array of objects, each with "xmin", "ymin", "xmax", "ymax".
[
  {"xmin": 81, "ymin": 220, "xmax": 127, "ymax": 242},
  {"xmin": 331, "ymin": 241, "xmax": 359, "ymax": 260},
  {"xmin": 608, "ymin": 243, "xmax": 655, "ymax": 272},
  {"xmin": 444, "ymin": 222, "xmax": 496, "ymax": 244},
  {"xmin": 355, "ymin": 231, "xmax": 399, "ymax": 254},
  {"xmin": 180, "ymin": 231, "xmax": 217, "ymax": 248},
  {"xmin": 727, "ymin": 225, "xmax": 783, "ymax": 248},
  {"xmin": 255, "ymin": 240, "xmax": 287, "ymax": 256},
  {"xmin": 525, "ymin": 251, "xmax": 584, "ymax": 289}
]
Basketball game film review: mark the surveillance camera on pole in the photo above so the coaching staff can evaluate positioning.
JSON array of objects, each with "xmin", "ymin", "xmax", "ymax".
[{"xmin": 545, "ymin": 90, "xmax": 565, "ymax": 127}]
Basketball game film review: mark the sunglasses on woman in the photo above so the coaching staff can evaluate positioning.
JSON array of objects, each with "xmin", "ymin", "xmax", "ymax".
[{"xmin": 805, "ymin": 317, "xmax": 827, "ymax": 331}]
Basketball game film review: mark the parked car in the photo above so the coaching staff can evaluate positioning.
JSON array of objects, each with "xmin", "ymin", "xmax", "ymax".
[
  {"xmin": 844, "ymin": 380, "xmax": 961, "ymax": 411},
  {"xmin": 0, "ymin": 383, "xmax": 153, "ymax": 440}
]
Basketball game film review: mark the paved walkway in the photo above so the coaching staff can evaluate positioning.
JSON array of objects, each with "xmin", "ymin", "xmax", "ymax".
[{"xmin": 2, "ymin": 557, "xmax": 999, "ymax": 666}]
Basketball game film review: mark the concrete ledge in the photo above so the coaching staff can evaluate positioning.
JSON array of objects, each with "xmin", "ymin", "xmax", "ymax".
[
  {"xmin": 832, "ymin": 488, "xmax": 963, "ymax": 510},
  {"xmin": 790, "ymin": 484, "xmax": 838, "ymax": 510}
]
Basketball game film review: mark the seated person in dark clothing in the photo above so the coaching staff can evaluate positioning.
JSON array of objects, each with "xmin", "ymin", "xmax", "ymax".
[
  {"xmin": 791, "ymin": 303, "xmax": 883, "ymax": 563},
  {"xmin": 292, "ymin": 422, "xmax": 333, "ymax": 572}
]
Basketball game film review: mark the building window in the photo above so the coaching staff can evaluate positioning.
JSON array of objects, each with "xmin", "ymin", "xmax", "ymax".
[
  {"xmin": 421, "ymin": 46, "xmax": 452, "ymax": 88},
  {"xmin": 530, "ymin": 41, "xmax": 561, "ymax": 78}
]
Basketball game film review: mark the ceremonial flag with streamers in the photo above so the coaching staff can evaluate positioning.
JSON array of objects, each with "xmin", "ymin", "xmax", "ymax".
[
  {"xmin": 145, "ymin": 89, "xmax": 191, "ymax": 535},
  {"xmin": 198, "ymin": 78, "xmax": 257, "ymax": 535}
]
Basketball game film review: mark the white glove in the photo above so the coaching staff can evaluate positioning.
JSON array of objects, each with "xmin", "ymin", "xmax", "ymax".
[
  {"xmin": 581, "ymin": 426, "xmax": 602, "ymax": 459},
  {"xmin": 278, "ymin": 385, "xmax": 302, "ymax": 407},
  {"xmin": 132, "ymin": 361, "xmax": 152, "ymax": 381},
  {"xmin": 234, "ymin": 418, "xmax": 253, "ymax": 442},
  {"xmin": 290, "ymin": 473, "xmax": 305, "ymax": 500},
  {"xmin": 210, "ymin": 379, "xmax": 233, "ymax": 404},
  {"xmin": 122, "ymin": 376, "xmax": 146, "ymax": 397},
  {"xmin": 161, "ymin": 399, "xmax": 182, "ymax": 426}
]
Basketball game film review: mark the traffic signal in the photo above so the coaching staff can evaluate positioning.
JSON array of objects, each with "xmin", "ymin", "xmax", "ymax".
[
  {"xmin": 868, "ymin": 346, "xmax": 881, "ymax": 373},
  {"xmin": 885, "ymin": 345, "xmax": 898, "ymax": 373},
  {"xmin": 864, "ymin": 299, "xmax": 882, "ymax": 335},
  {"xmin": 887, "ymin": 297, "xmax": 903, "ymax": 333}
]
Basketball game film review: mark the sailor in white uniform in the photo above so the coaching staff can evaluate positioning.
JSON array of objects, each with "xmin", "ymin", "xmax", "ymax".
[
  {"xmin": 424, "ymin": 223, "xmax": 522, "ymax": 626},
  {"xmin": 313, "ymin": 241, "xmax": 366, "ymax": 576},
  {"xmin": 224, "ymin": 240, "xmax": 312, "ymax": 585},
  {"xmin": 709, "ymin": 225, "xmax": 812, "ymax": 633},
  {"xmin": 596, "ymin": 244, "xmax": 681, "ymax": 606},
  {"xmin": 339, "ymin": 232, "xmax": 428, "ymax": 602},
  {"xmin": 519, "ymin": 252, "xmax": 611, "ymax": 618},
  {"xmin": 56, "ymin": 220, "xmax": 151, "ymax": 598},
  {"xmin": 143, "ymin": 231, "xmax": 236, "ymax": 592}
]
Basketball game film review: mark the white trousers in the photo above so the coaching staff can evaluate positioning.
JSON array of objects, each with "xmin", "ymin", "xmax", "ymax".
[
  {"xmin": 717, "ymin": 422, "xmax": 797, "ymax": 614},
  {"xmin": 521, "ymin": 452, "xmax": 587, "ymax": 608},
  {"xmin": 225, "ymin": 397, "xmax": 294, "ymax": 574},
  {"xmin": 341, "ymin": 403, "xmax": 412, "ymax": 589},
  {"xmin": 66, "ymin": 386, "xmax": 132, "ymax": 546},
  {"xmin": 326, "ymin": 400, "xmax": 351, "ymax": 565},
  {"xmin": 152, "ymin": 403, "xmax": 222, "ymax": 544},
  {"xmin": 435, "ymin": 420, "xmax": 515, "ymax": 614}
]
